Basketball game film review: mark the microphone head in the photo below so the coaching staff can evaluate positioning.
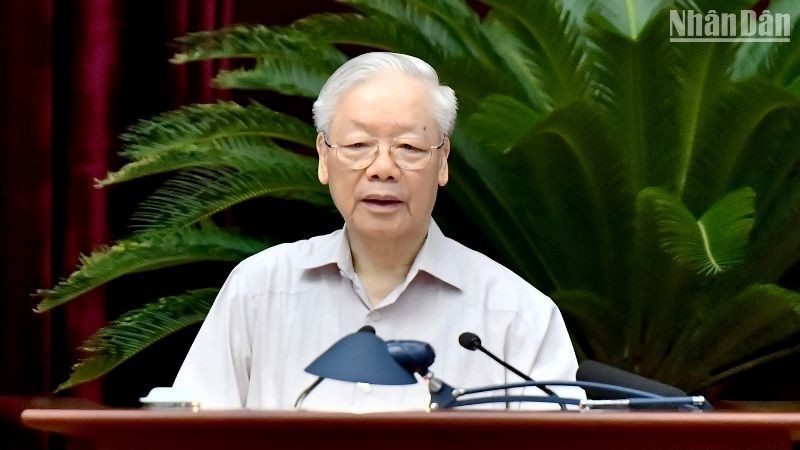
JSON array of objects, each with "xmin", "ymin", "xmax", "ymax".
[
  {"xmin": 386, "ymin": 340, "xmax": 435, "ymax": 375},
  {"xmin": 458, "ymin": 332, "xmax": 481, "ymax": 351},
  {"xmin": 358, "ymin": 325, "xmax": 376, "ymax": 334}
]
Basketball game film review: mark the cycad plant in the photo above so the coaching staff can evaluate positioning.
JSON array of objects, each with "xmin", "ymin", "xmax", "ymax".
[{"xmin": 37, "ymin": 0, "xmax": 800, "ymax": 394}]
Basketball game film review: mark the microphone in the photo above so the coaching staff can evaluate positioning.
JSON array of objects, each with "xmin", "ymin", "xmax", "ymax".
[
  {"xmin": 458, "ymin": 331, "xmax": 565, "ymax": 409},
  {"xmin": 386, "ymin": 340, "xmax": 435, "ymax": 376},
  {"xmin": 577, "ymin": 360, "xmax": 687, "ymax": 399}
]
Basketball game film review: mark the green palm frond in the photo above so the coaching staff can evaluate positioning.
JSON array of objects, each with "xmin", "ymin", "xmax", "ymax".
[
  {"xmin": 342, "ymin": 0, "xmax": 471, "ymax": 57},
  {"xmin": 588, "ymin": 0, "xmax": 662, "ymax": 40},
  {"xmin": 731, "ymin": 0, "xmax": 800, "ymax": 85},
  {"xmin": 480, "ymin": 15, "xmax": 557, "ymax": 107},
  {"xmin": 462, "ymin": 94, "xmax": 543, "ymax": 152},
  {"xmin": 586, "ymin": 7, "xmax": 684, "ymax": 190},
  {"xmin": 651, "ymin": 186, "xmax": 755, "ymax": 276},
  {"xmin": 689, "ymin": 0, "xmax": 762, "ymax": 12},
  {"xmin": 660, "ymin": 283, "xmax": 800, "ymax": 390},
  {"xmin": 732, "ymin": 172, "xmax": 800, "ymax": 287},
  {"xmin": 655, "ymin": 6, "xmax": 742, "ymax": 196},
  {"xmin": 403, "ymin": 0, "xmax": 494, "ymax": 64},
  {"xmin": 172, "ymin": 24, "xmax": 348, "ymax": 97},
  {"xmin": 133, "ymin": 165, "xmax": 332, "ymax": 232},
  {"xmin": 291, "ymin": 13, "xmax": 504, "ymax": 107},
  {"xmin": 790, "ymin": 77, "xmax": 800, "ymax": 96},
  {"xmin": 99, "ymin": 102, "xmax": 316, "ymax": 186},
  {"xmin": 625, "ymin": 187, "xmax": 698, "ymax": 370},
  {"xmin": 213, "ymin": 57, "xmax": 336, "ymax": 97},
  {"xmin": 682, "ymin": 81, "xmax": 800, "ymax": 213},
  {"xmin": 291, "ymin": 13, "xmax": 442, "ymax": 57},
  {"xmin": 104, "ymin": 137, "xmax": 311, "ymax": 187},
  {"xmin": 120, "ymin": 101, "xmax": 316, "ymax": 160},
  {"xmin": 35, "ymin": 222, "xmax": 268, "ymax": 312},
  {"xmin": 482, "ymin": 0, "xmax": 589, "ymax": 109},
  {"xmin": 55, "ymin": 288, "xmax": 217, "ymax": 392},
  {"xmin": 553, "ymin": 289, "xmax": 624, "ymax": 363},
  {"xmin": 171, "ymin": 24, "xmax": 346, "ymax": 67}
]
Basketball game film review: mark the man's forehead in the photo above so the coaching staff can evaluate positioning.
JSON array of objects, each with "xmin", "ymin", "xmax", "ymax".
[
  {"xmin": 336, "ymin": 118, "xmax": 427, "ymax": 133},
  {"xmin": 326, "ymin": 75, "xmax": 435, "ymax": 132}
]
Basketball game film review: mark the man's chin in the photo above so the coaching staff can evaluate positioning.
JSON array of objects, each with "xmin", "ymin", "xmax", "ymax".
[{"xmin": 347, "ymin": 217, "xmax": 411, "ymax": 240}]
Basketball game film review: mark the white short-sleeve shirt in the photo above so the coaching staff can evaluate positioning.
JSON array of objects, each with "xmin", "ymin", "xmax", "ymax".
[{"xmin": 173, "ymin": 220, "xmax": 582, "ymax": 411}]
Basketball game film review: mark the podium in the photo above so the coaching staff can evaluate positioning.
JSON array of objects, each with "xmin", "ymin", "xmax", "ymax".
[{"xmin": 21, "ymin": 409, "xmax": 800, "ymax": 450}]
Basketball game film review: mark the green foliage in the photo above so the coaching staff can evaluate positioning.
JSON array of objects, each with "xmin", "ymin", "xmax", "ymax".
[
  {"xmin": 132, "ymin": 165, "xmax": 332, "ymax": 231},
  {"xmin": 100, "ymin": 101, "xmax": 317, "ymax": 186},
  {"xmin": 39, "ymin": 0, "xmax": 800, "ymax": 395},
  {"xmin": 650, "ymin": 187, "xmax": 755, "ymax": 276},
  {"xmin": 55, "ymin": 289, "xmax": 217, "ymax": 392},
  {"xmin": 35, "ymin": 222, "xmax": 269, "ymax": 312}
]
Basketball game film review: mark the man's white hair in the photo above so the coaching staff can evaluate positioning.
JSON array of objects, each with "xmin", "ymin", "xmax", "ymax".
[{"xmin": 312, "ymin": 52, "xmax": 458, "ymax": 137}]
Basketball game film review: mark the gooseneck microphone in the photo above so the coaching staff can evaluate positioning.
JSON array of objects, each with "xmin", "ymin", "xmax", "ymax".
[{"xmin": 458, "ymin": 331, "xmax": 565, "ymax": 409}]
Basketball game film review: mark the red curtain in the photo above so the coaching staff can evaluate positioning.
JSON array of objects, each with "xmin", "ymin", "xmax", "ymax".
[
  {"xmin": 0, "ymin": 0, "xmax": 234, "ymax": 407},
  {"xmin": 0, "ymin": 0, "xmax": 55, "ymax": 399},
  {"xmin": 1, "ymin": 0, "xmax": 339, "ymax": 422}
]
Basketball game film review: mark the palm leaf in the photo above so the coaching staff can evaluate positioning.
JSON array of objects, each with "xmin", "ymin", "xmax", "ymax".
[
  {"xmin": 403, "ymin": 0, "xmax": 495, "ymax": 65},
  {"xmin": 553, "ymin": 289, "xmax": 624, "ymax": 364},
  {"xmin": 790, "ymin": 77, "xmax": 800, "ymax": 96},
  {"xmin": 455, "ymin": 101, "xmax": 632, "ymax": 295},
  {"xmin": 587, "ymin": 0, "xmax": 661, "ymax": 40},
  {"xmin": 55, "ymin": 288, "xmax": 217, "ymax": 392},
  {"xmin": 213, "ymin": 57, "xmax": 337, "ymax": 97},
  {"xmin": 585, "ymin": 7, "xmax": 684, "ymax": 190},
  {"xmin": 625, "ymin": 187, "xmax": 698, "ymax": 370},
  {"xmin": 35, "ymin": 222, "xmax": 268, "ymax": 312},
  {"xmin": 291, "ymin": 13, "xmax": 442, "ymax": 57},
  {"xmin": 651, "ymin": 186, "xmax": 755, "ymax": 276},
  {"xmin": 99, "ymin": 102, "xmax": 316, "ymax": 186},
  {"xmin": 479, "ymin": 14, "xmax": 557, "ymax": 108},
  {"xmin": 462, "ymin": 94, "xmax": 543, "ymax": 152},
  {"xmin": 171, "ymin": 24, "xmax": 346, "ymax": 68},
  {"xmin": 730, "ymin": 171, "xmax": 800, "ymax": 287},
  {"xmin": 660, "ymin": 283, "xmax": 800, "ymax": 390},
  {"xmin": 133, "ymin": 165, "xmax": 332, "ymax": 231},
  {"xmin": 341, "ymin": 0, "xmax": 471, "ymax": 57},
  {"xmin": 682, "ymin": 81, "xmax": 800, "ymax": 213},
  {"xmin": 481, "ymin": 0, "xmax": 589, "ymax": 109},
  {"xmin": 289, "ymin": 13, "xmax": 505, "ymax": 106},
  {"xmin": 731, "ymin": 0, "xmax": 800, "ymax": 85}
]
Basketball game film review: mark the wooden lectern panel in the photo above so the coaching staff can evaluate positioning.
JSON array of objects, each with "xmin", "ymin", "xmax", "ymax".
[{"xmin": 22, "ymin": 409, "xmax": 800, "ymax": 450}]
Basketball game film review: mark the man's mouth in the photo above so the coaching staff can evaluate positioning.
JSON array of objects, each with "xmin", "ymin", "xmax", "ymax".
[{"xmin": 362, "ymin": 196, "xmax": 403, "ymax": 208}]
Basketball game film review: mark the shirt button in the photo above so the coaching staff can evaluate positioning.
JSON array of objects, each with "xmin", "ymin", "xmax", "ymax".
[{"xmin": 368, "ymin": 311, "xmax": 381, "ymax": 321}]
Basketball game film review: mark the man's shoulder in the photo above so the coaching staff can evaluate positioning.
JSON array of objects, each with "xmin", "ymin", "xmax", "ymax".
[
  {"xmin": 231, "ymin": 229, "xmax": 341, "ymax": 275},
  {"xmin": 437, "ymin": 232, "xmax": 555, "ymax": 313}
]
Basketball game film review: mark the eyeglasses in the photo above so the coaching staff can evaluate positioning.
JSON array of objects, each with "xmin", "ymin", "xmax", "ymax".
[{"xmin": 323, "ymin": 134, "xmax": 446, "ymax": 170}]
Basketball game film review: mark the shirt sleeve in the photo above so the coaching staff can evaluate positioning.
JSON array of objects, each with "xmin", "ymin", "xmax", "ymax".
[
  {"xmin": 505, "ymin": 293, "xmax": 585, "ymax": 410},
  {"xmin": 173, "ymin": 264, "xmax": 254, "ymax": 408}
]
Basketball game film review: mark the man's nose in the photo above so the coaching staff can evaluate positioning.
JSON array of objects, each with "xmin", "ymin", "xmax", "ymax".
[{"xmin": 365, "ymin": 143, "xmax": 400, "ymax": 180}]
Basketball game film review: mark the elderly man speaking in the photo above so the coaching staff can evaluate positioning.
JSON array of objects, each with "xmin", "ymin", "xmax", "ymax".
[{"xmin": 173, "ymin": 52, "xmax": 581, "ymax": 411}]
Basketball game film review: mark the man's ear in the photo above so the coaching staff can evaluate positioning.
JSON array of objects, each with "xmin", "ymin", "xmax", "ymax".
[
  {"xmin": 316, "ymin": 132, "xmax": 328, "ymax": 185},
  {"xmin": 438, "ymin": 137, "xmax": 450, "ymax": 187}
]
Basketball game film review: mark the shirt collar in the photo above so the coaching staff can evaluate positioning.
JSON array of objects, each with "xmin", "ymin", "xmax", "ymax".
[
  {"xmin": 412, "ymin": 220, "xmax": 464, "ymax": 291},
  {"xmin": 296, "ymin": 220, "xmax": 464, "ymax": 291},
  {"xmin": 296, "ymin": 226, "xmax": 353, "ymax": 274}
]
